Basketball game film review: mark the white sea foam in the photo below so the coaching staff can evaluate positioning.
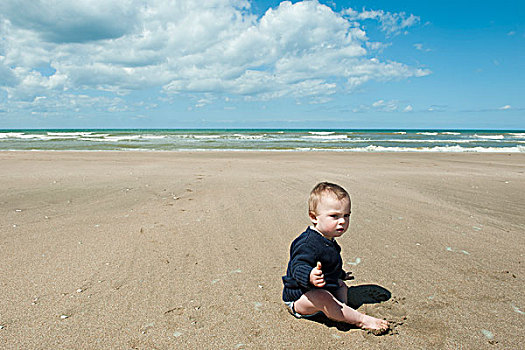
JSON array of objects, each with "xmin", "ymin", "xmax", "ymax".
[
  {"xmin": 296, "ymin": 138, "xmax": 499, "ymax": 144},
  {"xmin": 473, "ymin": 134, "xmax": 504, "ymax": 140},
  {"xmin": 302, "ymin": 135, "xmax": 348, "ymax": 140},
  {"xmin": 318, "ymin": 138, "xmax": 475, "ymax": 144},
  {"xmin": 191, "ymin": 135, "xmax": 222, "ymax": 139},
  {"xmin": 47, "ymin": 132, "xmax": 93, "ymax": 136},
  {"xmin": 417, "ymin": 132, "xmax": 438, "ymax": 136},
  {"xmin": 11, "ymin": 133, "xmax": 44, "ymax": 139},
  {"xmin": 509, "ymin": 133, "xmax": 525, "ymax": 138},
  {"xmin": 101, "ymin": 135, "xmax": 142, "ymax": 142},
  {"xmin": 442, "ymin": 132, "xmax": 461, "ymax": 135},
  {"xmin": 45, "ymin": 135, "xmax": 84, "ymax": 139},
  {"xmin": 375, "ymin": 139, "xmax": 494, "ymax": 143},
  {"xmin": 79, "ymin": 137, "xmax": 109, "ymax": 142},
  {"xmin": 0, "ymin": 132, "xmax": 27, "ymax": 138},
  {"xmin": 232, "ymin": 134, "xmax": 265, "ymax": 139},
  {"xmin": 315, "ymin": 138, "xmax": 367, "ymax": 143},
  {"xmin": 34, "ymin": 134, "xmax": 72, "ymax": 140},
  {"xmin": 81, "ymin": 133, "xmax": 110, "ymax": 138},
  {"xmin": 1, "ymin": 133, "xmax": 95, "ymax": 141},
  {"xmin": 394, "ymin": 132, "xmax": 406, "ymax": 134},
  {"xmin": 308, "ymin": 131, "xmax": 335, "ymax": 136},
  {"xmin": 141, "ymin": 135, "xmax": 166, "ymax": 139}
]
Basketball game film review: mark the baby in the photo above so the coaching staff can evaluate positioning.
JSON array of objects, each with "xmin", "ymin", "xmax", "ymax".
[{"xmin": 282, "ymin": 182, "xmax": 389, "ymax": 333}]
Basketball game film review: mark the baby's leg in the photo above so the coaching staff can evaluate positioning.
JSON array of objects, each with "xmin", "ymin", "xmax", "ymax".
[{"xmin": 294, "ymin": 289, "xmax": 389, "ymax": 332}]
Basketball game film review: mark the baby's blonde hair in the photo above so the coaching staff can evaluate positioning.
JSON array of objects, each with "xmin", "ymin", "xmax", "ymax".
[{"xmin": 308, "ymin": 182, "xmax": 350, "ymax": 215}]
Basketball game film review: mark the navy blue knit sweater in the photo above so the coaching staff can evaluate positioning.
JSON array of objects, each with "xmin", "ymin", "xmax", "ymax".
[{"xmin": 282, "ymin": 227, "xmax": 346, "ymax": 302}]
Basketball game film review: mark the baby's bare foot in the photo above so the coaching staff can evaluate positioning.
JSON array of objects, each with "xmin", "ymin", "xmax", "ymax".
[{"xmin": 359, "ymin": 315, "xmax": 389, "ymax": 335}]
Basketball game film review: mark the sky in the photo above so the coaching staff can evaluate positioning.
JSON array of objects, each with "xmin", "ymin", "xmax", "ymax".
[{"xmin": 0, "ymin": 0, "xmax": 523, "ymax": 129}]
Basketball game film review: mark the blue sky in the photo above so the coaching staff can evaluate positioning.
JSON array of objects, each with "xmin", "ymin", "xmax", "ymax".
[{"xmin": 0, "ymin": 0, "xmax": 523, "ymax": 129}]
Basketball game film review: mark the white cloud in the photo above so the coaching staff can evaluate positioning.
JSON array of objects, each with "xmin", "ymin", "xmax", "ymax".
[
  {"xmin": 366, "ymin": 41, "xmax": 391, "ymax": 51},
  {"xmin": 344, "ymin": 7, "xmax": 420, "ymax": 36},
  {"xmin": 372, "ymin": 99, "xmax": 384, "ymax": 107},
  {"xmin": 427, "ymin": 105, "xmax": 447, "ymax": 112},
  {"xmin": 195, "ymin": 96, "xmax": 215, "ymax": 108},
  {"xmin": 0, "ymin": 0, "xmax": 139, "ymax": 43},
  {"xmin": 414, "ymin": 43, "xmax": 431, "ymax": 52},
  {"xmin": 499, "ymin": 105, "xmax": 511, "ymax": 110},
  {"xmin": 0, "ymin": 62, "xmax": 18, "ymax": 87},
  {"xmin": 372, "ymin": 99, "xmax": 398, "ymax": 112},
  {"xmin": 0, "ymin": 0, "xmax": 429, "ymax": 113},
  {"xmin": 354, "ymin": 99, "xmax": 400, "ymax": 112},
  {"xmin": 403, "ymin": 105, "xmax": 413, "ymax": 112}
]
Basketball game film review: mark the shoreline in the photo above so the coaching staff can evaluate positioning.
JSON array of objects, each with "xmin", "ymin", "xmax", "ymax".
[{"xmin": 1, "ymin": 148, "xmax": 524, "ymax": 153}]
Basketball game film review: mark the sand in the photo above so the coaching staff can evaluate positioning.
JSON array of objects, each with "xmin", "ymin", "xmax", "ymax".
[{"xmin": 0, "ymin": 151, "xmax": 523, "ymax": 349}]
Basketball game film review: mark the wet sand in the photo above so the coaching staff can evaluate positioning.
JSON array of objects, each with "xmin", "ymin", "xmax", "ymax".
[{"xmin": 1, "ymin": 151, "xmax": 524, "ymax": 349}]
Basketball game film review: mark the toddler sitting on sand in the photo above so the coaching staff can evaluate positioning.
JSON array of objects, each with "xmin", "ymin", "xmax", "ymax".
[{"xmin": 282, "ymin": 182, "xmax": 389, "ymax": 333}]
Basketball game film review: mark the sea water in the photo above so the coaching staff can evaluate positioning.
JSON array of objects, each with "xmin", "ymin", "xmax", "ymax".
[{"xmin": 0, "ymin": 129, "xmax": 524, "ymax": 152}]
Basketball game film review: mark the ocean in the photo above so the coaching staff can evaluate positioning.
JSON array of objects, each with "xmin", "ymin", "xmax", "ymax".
[{"xmin": 1, "ymin": 129, "xmax": 524, "ymax": 152}]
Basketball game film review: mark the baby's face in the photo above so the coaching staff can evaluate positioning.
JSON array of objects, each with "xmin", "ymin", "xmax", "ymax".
[{"xmin": 310, "ymin": 194, "xmax": 351, "ymax": 240}]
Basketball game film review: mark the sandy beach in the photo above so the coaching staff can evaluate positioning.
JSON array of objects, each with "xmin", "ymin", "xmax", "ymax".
[{"xmin": 1, "ymin": 151, "xmax": 523, "ymax": 349}]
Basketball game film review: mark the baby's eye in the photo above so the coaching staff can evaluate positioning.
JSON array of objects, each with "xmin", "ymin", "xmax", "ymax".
[
  {"xmin": 330, "ymin": 215, "xmax": 338, "ymax": 218},
  {"xmin": 344, "ymin": 214, "xmax": 350, "ymax": 218}
]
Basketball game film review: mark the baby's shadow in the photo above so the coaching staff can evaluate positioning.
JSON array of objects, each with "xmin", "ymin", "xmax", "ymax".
[
  {"xmin": 346, "ymin": 284, "xmax": 391, "ymax": 309},
  {"xmin": 305, "ymin": 284, "xmax": 391, "ymax": 331}
]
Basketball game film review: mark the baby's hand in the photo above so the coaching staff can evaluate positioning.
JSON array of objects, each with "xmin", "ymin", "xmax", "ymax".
[{"xmin": 309, "ymin": 261, "xmax": 326, "ymax": 287}]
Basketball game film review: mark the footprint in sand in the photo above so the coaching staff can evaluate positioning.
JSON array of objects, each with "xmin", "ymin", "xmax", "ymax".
[
  {"xmin": 164, "ymin": 306, "xmax": 184, "ymax": 316},
  {"xmin": 348, "ymin": 286, "xmax": 407, "ymax": 336}
]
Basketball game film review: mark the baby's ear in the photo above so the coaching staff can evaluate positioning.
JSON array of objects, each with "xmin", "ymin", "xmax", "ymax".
[{"xmin": 309, "ymin": 211, "xmax": 318, "ymax": 224}]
